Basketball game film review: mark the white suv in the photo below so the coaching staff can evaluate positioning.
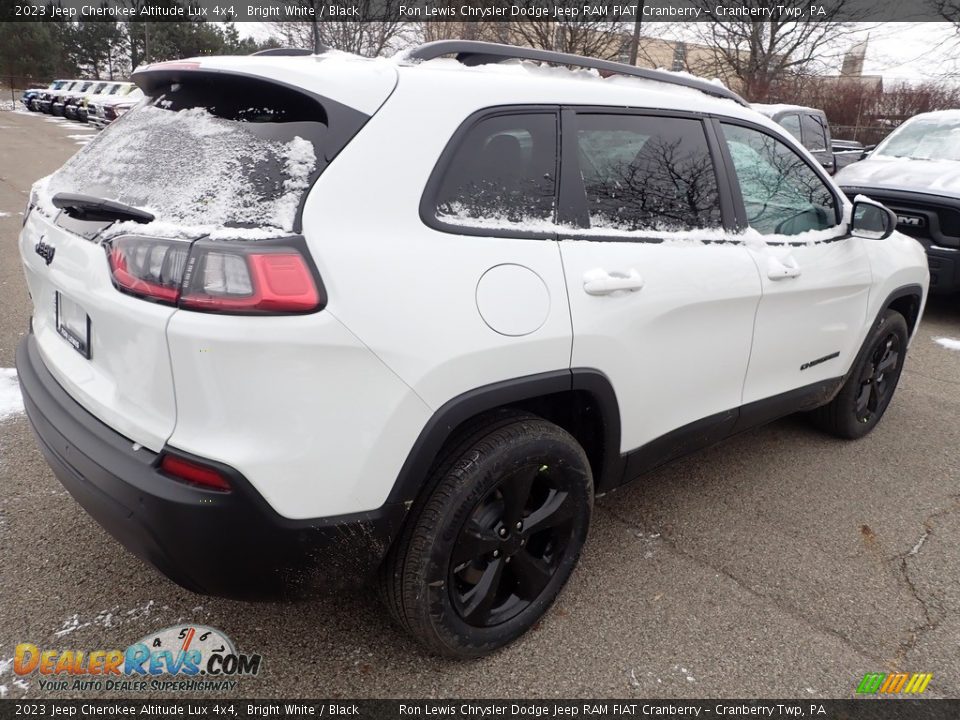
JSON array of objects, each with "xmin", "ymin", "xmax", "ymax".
[{"xmin": 16, "ymin": 42, "xmax": 929, "ymax": 658}]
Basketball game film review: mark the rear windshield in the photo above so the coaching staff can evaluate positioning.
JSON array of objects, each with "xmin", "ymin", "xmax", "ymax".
[{"xmin": 43, "ymin": 74, "xmax": 365, "ymax": 237}]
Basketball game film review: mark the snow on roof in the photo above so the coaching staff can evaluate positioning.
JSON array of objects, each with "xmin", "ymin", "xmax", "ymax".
[
  {"xmin": 402, "ymin": 57, "xmax": 757, "ymax": 120},
  {"xmin": 133, "ymin": 52, "xmax": 398, "ymax": 116},
  {"xmin": 751, "ymin": 103, "xmax": 821, "ymax": 117},
  {"xmin": 134, "ymin": 49, "xmax": 768, "ymax": 125}
]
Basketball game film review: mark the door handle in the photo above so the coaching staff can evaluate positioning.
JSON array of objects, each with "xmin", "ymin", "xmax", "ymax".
[
  {"xmin": 583, "ymin": 268, "xmax": 645, "ymax": 295},
  {"xmin": 767, "ymin": 256, "xmax": 802, "ymax": 281}
]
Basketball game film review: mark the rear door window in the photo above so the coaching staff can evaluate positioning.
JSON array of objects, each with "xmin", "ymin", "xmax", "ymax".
[
  {"xmin": 575, "ymin": 113, "xmax": 722, "ymax": 233},
  {"xmin": 800, "ymin": 114, "xmax": 828, "ymax": 151},
  {"xmin": 44, "ymin": 74, "xmax": 368, "ymax": 236},
  {"xmin": 779, "ymin": 114, "xmax": 802, "ymax": 142},
  {"xmin": 431, "ymin": 112, "xmax": 558, "ymax": 231}
]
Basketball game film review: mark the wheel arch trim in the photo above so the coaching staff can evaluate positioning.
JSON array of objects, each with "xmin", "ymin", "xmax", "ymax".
[
  {"xmin": 386, "ymin": 368, "xmax": 623, "ymax": 505},
  {"xmin": 876, "ymin": 283, "xmax": 924, "ymax": 338}
]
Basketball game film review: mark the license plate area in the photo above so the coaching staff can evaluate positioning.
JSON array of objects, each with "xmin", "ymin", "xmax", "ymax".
[{"xmin": 56, "ymin": 291, "xmax": 91, "ymax": 359}]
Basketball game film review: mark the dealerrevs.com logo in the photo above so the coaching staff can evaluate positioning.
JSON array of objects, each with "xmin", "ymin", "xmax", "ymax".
[
  {"xmin": 855, "ymin": 672, "xmax": 933, "ymax": 695},
  {"xmin": 14, "ymin": 625, "xmax": 262, "ymax": 693}
]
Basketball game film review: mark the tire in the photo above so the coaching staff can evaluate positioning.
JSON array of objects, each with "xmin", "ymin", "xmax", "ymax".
[
  {"xmin": 380, "ymin": 411, "xmax": 593, "ymax": 658},
  {"xmin": 810, "ymin": 309, "xmax": 909, "ymax": 440}
]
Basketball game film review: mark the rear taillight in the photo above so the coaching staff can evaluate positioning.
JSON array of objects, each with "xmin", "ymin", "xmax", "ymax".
[
  {"xmin": 180, "ymin": 248, "xmax": 319, "ymax": 312},
  {"xmin": 105, "ymin": 235, "xmax": 323, "ymax": 314},
  {"xmin": 107, "ymin": 236, "xmax": 187, "ymax": 303},
  {"xmin": 160, "ymin": 453, "xmax": 231, "ymax": 492}
]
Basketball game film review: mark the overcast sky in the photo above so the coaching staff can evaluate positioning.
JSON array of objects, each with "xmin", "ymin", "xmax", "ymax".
[
  {"xmin": 658, "ymin": 21, "xmax": 960, "ymax": 83},
  {"xmin": 857, "ymin": 23, "xmax": 958, "ymax": 81}
]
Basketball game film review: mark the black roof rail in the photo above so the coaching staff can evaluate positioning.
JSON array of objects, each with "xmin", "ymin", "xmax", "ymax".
[
  {"xmin": 251, "ymin": 47, "xmax": 321, "ymax": 57},
  {"xmin": 402, "ymin": 40, "xmax": 749, "ymax": 108}
]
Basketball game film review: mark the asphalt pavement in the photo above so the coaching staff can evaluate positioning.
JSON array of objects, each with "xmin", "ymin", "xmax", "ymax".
[{"xmin": 0, "ymin": 107, "xmax": 958, "ymax": 700}]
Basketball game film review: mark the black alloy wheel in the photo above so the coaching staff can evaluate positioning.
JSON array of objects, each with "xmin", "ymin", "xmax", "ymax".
[
  {"xmin": 854, "ymin": 331, "xmax": 901, "ymax": 425},
  {"xmin": 810, "ymin": 309, "xmax": 909, "ymax": 439},
  {"xmin": 449, "ymin": 461, "xmax": 578, "ymax": 628},
  {"xmin": 380, "ymin": 411, "xmax": 592, "ymax": 658}
]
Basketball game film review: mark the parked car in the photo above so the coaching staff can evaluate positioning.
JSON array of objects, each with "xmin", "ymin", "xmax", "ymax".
[
  {"xmin": 52, "ymin": 80, "xmax": 95, "ymax": 116},
  {"xmin": 63, "ymin": 81, "xmax": 108, "ymax": 121},
  {"xmin": 831, "ymin": 139, "xmax": 869, "ymax": 172},
  {"xmin": 75, "ymin": 81, "xmax": 124, "ymax": 122},
  {"xmin": 17, "ymin": 42, "xmax": 928, "ymax": 658},
  {"xmin": 87, "ymin": 84, "xmax": 142, "ymax": 130},
  {"xmin": 33, "ymin": 80, "xmax": 68, "ymax": 113},
  {"xmin": 20, "ymin": 84, "xmax": 50, "ymax": 111},
  {"xmin": 752, "ymin": 103, "xmax": 837, "ymax": 174},
  {"xmin": 38, "ymin": 79, "xmax": 81, "ymax": 114},
  {"xmin": 835, "ymin": 109, "xmax": 960, "ymax": 295}
]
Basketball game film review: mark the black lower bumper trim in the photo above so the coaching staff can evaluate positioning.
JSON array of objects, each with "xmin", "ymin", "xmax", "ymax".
[
  {"xmin": 16, "ymin": 334, "xmax": 407, "ymax": 599},
  {"xmin": 927, "ymin": 247, "xmax": 960, "ymax": 294}
]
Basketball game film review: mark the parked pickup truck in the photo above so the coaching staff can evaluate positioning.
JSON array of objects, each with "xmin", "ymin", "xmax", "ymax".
[
  {"xmin": 835, "ymin": 110, "xmax": 960, "ymax": 295},
  {"xmin": 752, "ymin": 103, "xmax": 838, "ymax": 174}
]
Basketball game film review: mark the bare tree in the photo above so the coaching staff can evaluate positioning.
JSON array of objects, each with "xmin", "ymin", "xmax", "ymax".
[
  {"xmin": 681, "ymin": 0, "xmax": 867, "ymax": 100},
  {"xmin": 508, "ymin": 18, "xmax": 631, "ymax": 60},
  {"xmin": 413, "ymin": 22, "xmax": 509, "ymax": 45},
  {"xmin": 935, "ymin": 0, "xmax": 960, "ymax": 27},
  {"xmin": 269, "ymin": 4, "xmax": 411, "ymax": 56}
]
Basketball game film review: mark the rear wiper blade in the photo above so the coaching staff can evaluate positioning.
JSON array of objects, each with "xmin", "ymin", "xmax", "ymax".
[{"xmin": 52, "ymin": 192, "xmax": 154, "ymax": 224}]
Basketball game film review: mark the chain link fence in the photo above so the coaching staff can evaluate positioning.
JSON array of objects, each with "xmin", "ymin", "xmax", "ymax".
[
  {"xmin": 1, "ymin": 75, "xmax": 56, "ymax": 110},
  {"xmin": 832, "ymin": 123, "xmax": 898, "ymax": 147}
]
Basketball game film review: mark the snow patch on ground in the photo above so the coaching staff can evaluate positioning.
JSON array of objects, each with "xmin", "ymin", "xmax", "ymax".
[
  {"xmin": 0, "ymin": 100, "xmax": 17, "ymax": 112},
  {"xmin": 0, "ymin": 369, "xmax": 24, "ymax": 421},
  {"xmin": 52, "ymin": 600, "xmax": 210, "ymax": 640},
  {"xmin": 0, "ymin": 212, "xmax": 11, "ymax": 218},
  {"xmin": 934, "ymin": 337, "xmax": 960, "ymax": 351},
  {"xmin": 54, "ymin": 600, "xmax": 159, "ymax": 638}
]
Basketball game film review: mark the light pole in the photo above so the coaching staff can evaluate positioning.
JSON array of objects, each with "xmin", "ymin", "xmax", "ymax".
[{"xmin": 628, "ymin": 0, "xmax": 646, "ymax": 65}]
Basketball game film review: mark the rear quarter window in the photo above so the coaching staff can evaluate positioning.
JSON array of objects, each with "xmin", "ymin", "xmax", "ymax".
[{"xmin": 428, "ymin": 112, "xmax": 559, "ymax": 233}]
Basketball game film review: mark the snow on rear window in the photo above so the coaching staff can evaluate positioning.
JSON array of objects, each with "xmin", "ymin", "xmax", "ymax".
[{"xmin": 44, "ymin": 104, "xmax": 317, "ymax": 234}]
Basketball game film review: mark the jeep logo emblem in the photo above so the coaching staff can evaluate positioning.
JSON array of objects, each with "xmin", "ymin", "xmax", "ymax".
[
  {"xmin": 896, "ymin": 214, "xmax": 925, "ymax": 228},
  {"xmin": 35, "ymin": 238, "xmax": 56, "ymax": 266}
]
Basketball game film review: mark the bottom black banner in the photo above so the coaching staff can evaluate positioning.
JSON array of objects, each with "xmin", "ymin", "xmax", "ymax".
[{"xmin": 0, "ymin": 700, "xmax": 956, "ymax": 720}]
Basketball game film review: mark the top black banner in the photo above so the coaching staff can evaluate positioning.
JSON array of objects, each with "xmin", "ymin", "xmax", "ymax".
[{"xmin": 3, "ymin": 0, "xmax": 958, "ymax": 22}]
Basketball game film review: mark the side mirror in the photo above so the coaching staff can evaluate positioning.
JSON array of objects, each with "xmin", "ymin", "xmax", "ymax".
[
  {"xmin": 860, "ymin": 145, "xmax": 876, "ymax": 160},
  {"xmin": 851, "ymin": 198, "xmax": 896, "ymax": 240}
]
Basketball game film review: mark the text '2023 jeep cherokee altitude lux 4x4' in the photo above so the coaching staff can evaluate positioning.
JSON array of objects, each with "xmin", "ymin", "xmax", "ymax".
[{"xmin": 17, "ymin": 42, "xmax": 929, "ymax": 658}]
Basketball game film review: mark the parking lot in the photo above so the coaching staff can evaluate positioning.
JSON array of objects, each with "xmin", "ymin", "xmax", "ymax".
[{"xmin": 0, "ymin": 106, "xmax": 958, "ymax": 699}]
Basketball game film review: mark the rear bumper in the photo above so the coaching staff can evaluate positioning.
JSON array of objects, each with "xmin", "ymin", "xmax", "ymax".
[{"xmin": 16, "ymin": 333, "xmax": 407, "ymax": 598}]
